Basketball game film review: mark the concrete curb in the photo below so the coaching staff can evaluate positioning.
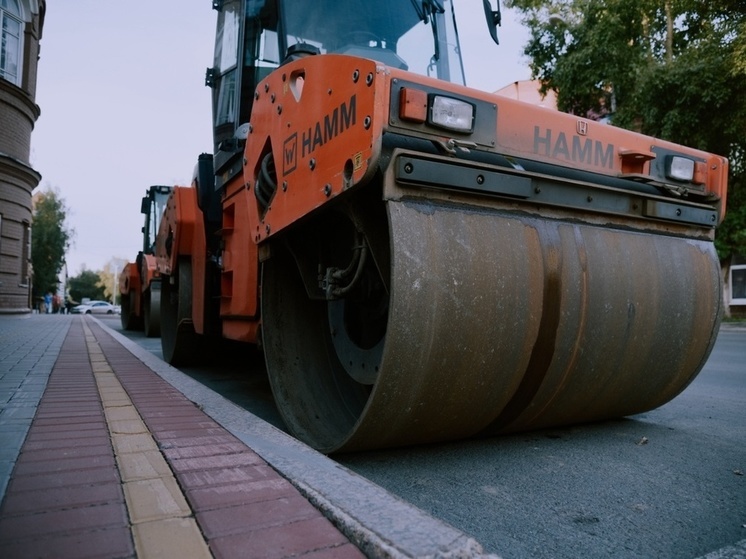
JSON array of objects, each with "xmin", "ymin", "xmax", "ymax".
[{"xmin": 93, "ymin": 317, "xmax": 499, "ymax": 559}]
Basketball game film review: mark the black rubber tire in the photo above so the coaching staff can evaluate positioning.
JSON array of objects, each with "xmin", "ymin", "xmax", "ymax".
[
  {"xmin": 160, "ymin": 258, "xmax": 200, "ymax": 365},
  {"xmin": 120, "ymin": 293, "xmax": 143, "ymax": 331},
  {"xmin": 143, "ymin": 287, "xmax": 161, "ymax": 338}
]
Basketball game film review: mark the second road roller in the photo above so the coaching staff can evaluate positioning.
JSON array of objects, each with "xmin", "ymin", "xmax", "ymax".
[{"xmin": 153, "ymin": 0, "xmax": 728, "ymax": 453}]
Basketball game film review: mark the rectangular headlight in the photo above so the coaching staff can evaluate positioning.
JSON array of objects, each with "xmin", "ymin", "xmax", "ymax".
[
  {"xmin": 666, "ymin": 155, "xmax": 695, "ymax": 182},
  {"xmin": 429, "ymin": 95, "xmax": 475, "ymax": 133}
]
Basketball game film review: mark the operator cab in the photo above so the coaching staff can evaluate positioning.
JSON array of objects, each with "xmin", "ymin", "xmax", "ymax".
[
  {"xmin": 207, "ymin": 0, "xmax": 468, "ymax": 188},
  {"xmin": 140, "ymin": 186, "xmax": 172, "ymax": 255}
]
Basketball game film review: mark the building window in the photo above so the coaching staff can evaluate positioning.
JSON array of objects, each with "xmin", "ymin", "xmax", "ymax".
[
  {"xmin": 0, "ymin": 0, "xmax": 23, "ymax": 86},
  {"xmin": 731, "ymin": 265, "xmax": 746, "ymax": 306}
]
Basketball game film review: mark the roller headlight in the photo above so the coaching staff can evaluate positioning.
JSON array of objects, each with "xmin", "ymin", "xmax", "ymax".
[
  {"xmin": 666, "ymin": 155, "xmax": 695, "ymax": 182},
  {"xmin": 429, "ymin": 95, "xmax": 475, "ymax": 133}
]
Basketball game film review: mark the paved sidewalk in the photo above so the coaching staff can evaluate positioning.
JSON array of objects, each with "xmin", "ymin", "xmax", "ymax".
[{"xmin": 0, "ymin": 315, "xmax": 364, "ymax": 558}]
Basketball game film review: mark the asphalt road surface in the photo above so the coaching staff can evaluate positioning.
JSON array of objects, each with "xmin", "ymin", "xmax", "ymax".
[{"xmin": 104, "ymin": 315, "xmax": 746, "ymax": 559}]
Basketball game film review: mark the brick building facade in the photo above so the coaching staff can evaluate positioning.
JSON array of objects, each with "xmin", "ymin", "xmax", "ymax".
[{"xmin": 0, "ymin": 0, "xmax": 45, "ymax": 313}]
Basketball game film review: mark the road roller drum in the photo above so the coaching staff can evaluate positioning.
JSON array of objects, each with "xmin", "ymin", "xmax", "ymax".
[{"xmin": 261, "ymin": 192, "xmax": 722, "ymax": 453}]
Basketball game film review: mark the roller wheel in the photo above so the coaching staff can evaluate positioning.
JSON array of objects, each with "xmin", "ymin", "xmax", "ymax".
[
  {"xmin": 261, "ymin": 196, "xmax": 539, "ymax": 453},
  {"xmin": 143, "ymin": 284, "xmax": 161, "ymax": 338},
  {"xmin": 262, "ymin": 211, "xmax": 380, "ymax": 452},
  {"xmin": 261, "ymin": 194, "xmax": 721, "ymax": 454},
  {"xmin": 160, "ymin": 258, "xmax": 199, "ymax": 365},
  {"xmin": 120, "ymin": 292, "xmax": 143, "ymax": 331}
]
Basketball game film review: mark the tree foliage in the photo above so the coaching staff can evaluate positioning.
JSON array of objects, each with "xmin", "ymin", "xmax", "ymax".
[
  {"xmin": 31, "ymin": 187, "xmax": 73, "ymax": 299},
  {"xmin": 506, "ymin": 0, "xmax": 746, "ymax": 259},
  {"xmin": 98, "ymin": 259, "xmax": 128, "ymax": 305},
  {"xmin": 68, "ymin": 268, "xmax": 106, "ymax": 303}
]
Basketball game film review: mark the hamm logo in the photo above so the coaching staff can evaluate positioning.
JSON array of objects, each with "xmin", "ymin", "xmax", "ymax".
[{"xmin": 283, "ymin": 133, "xmax": 298, "ymax": 177}]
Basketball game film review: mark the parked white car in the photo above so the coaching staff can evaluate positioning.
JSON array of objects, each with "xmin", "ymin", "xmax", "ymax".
[{"xmin": 71, "ymin": 301, "xmax": 118, "ymax": 315}]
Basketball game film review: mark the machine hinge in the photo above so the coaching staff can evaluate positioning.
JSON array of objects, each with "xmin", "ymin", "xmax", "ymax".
[{"xmin": 205, "ymin": 67, "xmax": 216, "ymax": 88}]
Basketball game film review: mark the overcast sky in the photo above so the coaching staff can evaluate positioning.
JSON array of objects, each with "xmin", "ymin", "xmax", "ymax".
[{"xmin": 31, "ymin": 1, "xmax": 531, "ymax": 276}]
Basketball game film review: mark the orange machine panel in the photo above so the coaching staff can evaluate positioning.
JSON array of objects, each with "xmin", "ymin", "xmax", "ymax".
[
  {"xmin": 382, "ymin": 67, "xmax": 727, "ymax": 205},
  {"xmin": 119, "ymin": 262, "xmax": 140, "ymax": 295},
  {"xmin": 245, "ymin": 54, "xmax": 384, "ymax": 243},
  {"xmin": 139, "ymin": 254, "xmax": 160, "ymax": 291},
  {"xmin": 156, "ymin": 186, "xmax": 197, "ymax": 277}
]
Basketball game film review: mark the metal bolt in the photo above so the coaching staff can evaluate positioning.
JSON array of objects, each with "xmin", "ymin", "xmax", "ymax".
[
  {"xmin": 352, "ymin": 70, "xmax": 360, "ymax": 83},
  {"xmin": 404, "ymin": 163, "xmax": 414, "ymax": 174},
  {"xmin": 476, "ymin": 175, "xmax": 485, "ymax": 185},
  {"xmin": 282, "ymin": 181, "xmax": 287, "ymax": 192},
  {"xmin": 676, "ymin": 208, "xmax": 682, "ymax": 216},
  {"xmin": 265, "ymin": 224, "xmax": 271, "ymax": 234},
  {"xmin": 277, "ymin": 105, "xmax": 282, "ymax": 115},
  {"xmin": 364, "ymin": 116, "xmax": 372, "ymax": 129},
  {"xmin": 366, "ymin": 73, "xmax": 374, "ymax": 85},
  {"xmin": 264, "ymin": 83, "xmax": 269, "ymax": 92},
  {"xmin": 254, "ymin": 91, "xmax": 259, "ymax": 100},
  {"xmin": 270, "ymin": 93, "xmax": 276, "ymax": 103},
  {"xmin": 535, "ymin": 186, "xmax": 541, "ymax": 194},
  {"xmin": 587, "ymin": 195, "xmax": 593, "ymax": 202},
  {"xmin": 309, "ymin": 158, "xmax": 316, "ymax": 170},
  {"xmin": 324, "ymin": 184, "xmax": 332, "ymax": 197}
]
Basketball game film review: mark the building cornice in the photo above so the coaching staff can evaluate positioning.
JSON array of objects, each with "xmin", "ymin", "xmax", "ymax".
[
  {"xmin": 0, "ymin": 151, "xmax": 42, "ymax": 185},
  {"xmin": 0, "ymin": 78, "xmax": 41, "ymax": 120}
]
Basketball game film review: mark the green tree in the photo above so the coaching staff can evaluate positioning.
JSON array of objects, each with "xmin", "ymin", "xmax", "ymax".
[
  {"xmin": 98, "ymin": 258, "xmax": 128, "ymax": 305},
  {"xmin": 31, "ymin": 187, "xmax": 73, "ymax": 300},
  {"xmin": 506, "ymin": 0, "xmax": 746, "ymax": 259},
  {"xmin": 68, "ymin": 268, "xmax": 106, "ymax": 303}
]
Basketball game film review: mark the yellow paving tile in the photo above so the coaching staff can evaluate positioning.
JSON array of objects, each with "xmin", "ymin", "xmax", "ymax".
[
  {"xmin": 112, "ymin": 433, "xmax": 159, "ymax": 454},
  {"xmin": 124, "ymin": 477, "xmax": 192, "ymax": 524},
  {"xmin": 95, "ymin": 377, "xmax": 125, "ymax": 389},
  {"xmin": 81, "ymin": 321, "xmax": 211, "ymax": 555},
  {"xmin": 101, "ymin": 398, "xmax": 133, "ymax": 409},
  {"xmin": 133, "ymin": 518, "xmax": 212, "ymax": 559},
  {"xmin": 117, "ymin": 450, "xmax": 173, "ymax": 482},
  {"xmin": 109, "ymin": 418, "xmax": 149, "ymax": 435},
  {"xmin": 105, "ymin": 405, "xmax": 142, "ymax": 422},
  {"xmin": 98, "ymin": 384, "xmax": 128, "ymax": 395}
]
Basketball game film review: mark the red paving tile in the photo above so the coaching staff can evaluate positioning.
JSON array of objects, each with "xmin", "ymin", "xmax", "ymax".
[
  {"xmin": 22, "ymin": 435, "xmax": 112, "ymax": 451},
  {"xmin": 3, "ymin": 318, "xmax": 364, "ymax": 558},
  {"xmin": 24, "ymin": 423, "xmax": 109, "ymax": 439},
  {"xmin": 0, "ymin": 501, "xmax": 128, "ymax": 540},
  {"xmin": 161, "ymin": 440, "xmax": 248, "ymax": 460},
  {"xmin": 0, "ymin": 321, "xmax": 133, "ymax": 559},
  {"xmin": 10, "ymin": 453, "xmax": 116, "ymax": 475},
  {"xmin": 176, "ymin": 464, "xmax": 277, "ymax": 488},
  {"xmin": 196, "ymin": 494, "xmax": 321, "ymax": 538},
  {"xmin": 209, "ymin": 516, "xmax": 354, "ymax": 559},
  {"xmin": 298, "ymin": 543, "xmax": 367, "ymax": 558},
  {"xmin": 15, "ymin": 443, "xmax": 114, "ymax": 462},
  {"xmin": 166, "ymin": 452, "xmax": 265, "ymax": 474},
  {"xmin": 1, "ymin": 524, "xmax": 135, "ymax": 559},
  {"xmin": 153, "ymin": 434, "xmax": 239, "ymax": 448},
  {"xmin": 186, "ymin": 477, "xmax": 299, "ymax": 510},
  {"xmin": 8, "ymin": 465, "xmax": 121, "ymax": 491}
]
